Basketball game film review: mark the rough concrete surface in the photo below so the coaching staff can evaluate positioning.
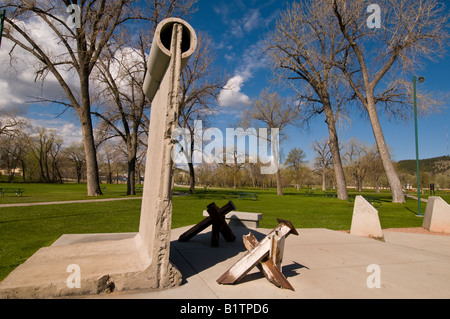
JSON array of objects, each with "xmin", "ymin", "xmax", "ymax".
[
  {"xmin": 350, "ymin": 195, "xmax": 384, "ymax": 240},
  {"xmin": 1, "ymin": 225, "xmax": 449, "ymax": 299},
  {"xmin": 423, "ymin": 196, "xmax": 450, "ymax": 233},
  {"xmin": 66, "ymin": 226, "xmax": 450, "ymax": 299}
]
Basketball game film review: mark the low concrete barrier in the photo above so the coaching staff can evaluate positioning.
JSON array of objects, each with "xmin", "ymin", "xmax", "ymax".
[
  {"xmin": 350, "ymin": 195, "xmax": 384, "ymax": 241},
  {"xmin": 422, "ymin": 196, "xmax": 450, "ymax": 233},
  {"xmin": 203, "ymin": 210, "xmax": 262, "ymax": 228}
]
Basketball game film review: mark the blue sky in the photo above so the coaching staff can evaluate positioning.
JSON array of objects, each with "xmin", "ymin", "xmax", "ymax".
[
  {"xmin": 1, "ymin": 0, "xmax": 449, "ymax": 164},
  {"xmin": 188, "ymin": 0, "xmax": 450, "ymax": 164}
]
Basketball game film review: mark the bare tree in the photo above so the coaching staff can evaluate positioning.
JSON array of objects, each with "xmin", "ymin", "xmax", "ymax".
[
  {"xmin": 0, "ymin": 112, "xmax": 30, "ymax": 182},
  {"xmin": 242, "ymin": 89, "xmax": 300, "ymax": 196},
  {"xmin": 92, "ymin": 34, "xmax": 150, "ymax": 195},
  {"xmin": 265, "ymin": 0, "xmax": 351, "ymax": 200},
  {"xmin": 284, "ymin": 147, "xmax": 307, "ymax": 191},
  {"xmin": 92, "ymin": 0, "xmax": 196, "ymax": 195},
  {"xmin": 0, "ymin": 135, "xmax": 20, "ymax": 182},
  {"xmin": 1, "ymin": 0, "xmax": 149, "ymax": 195},
  {"xmin": 178, "ymin": 33, "xmax": 223, "ymax": 193},
  {"xmin": 365, "ymin": 145, "xmax": 385, "ymax": 193},
  {"xmin": 331, "ymin": 0, "xmax": 450, "ymax": 202},
  {"xmin": 64, "ymin": 142, "xmax": 86, "ymax": 183},
  {"xmin": 0, "ymin": 111, "xmax": 29, "ymax": 138},
  {"xmin": 28, "ymin": 127, "xmax": 64, "ymax": 183},
  {"xmin": 312, "ymin": 139, "xmax": 333, "ymax": 191},
  {"xmin": 343, "ymin": 138, "xmax": 368, "ymax": 192}
]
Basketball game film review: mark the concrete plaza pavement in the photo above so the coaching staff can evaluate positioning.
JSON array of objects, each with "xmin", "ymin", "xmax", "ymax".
[{"xmin": 77, "ymin": 225, "xmax": 450, "ymax": 299}]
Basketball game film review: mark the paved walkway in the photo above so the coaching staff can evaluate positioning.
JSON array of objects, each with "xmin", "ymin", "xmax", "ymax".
[
  {"xmin": 79, "ymin": 226, "xmax": 450, "ymax": 299},
  {"xmin": 406, "ymin": 194, "xmax": 429, "ymax": 202},
  {"xmin": 0, "ymin": 197, "xmax": 143, "ymax": 208},
  {"xmin": 1, "ymin": 224, "xmax": 449, "ymax": 299}
]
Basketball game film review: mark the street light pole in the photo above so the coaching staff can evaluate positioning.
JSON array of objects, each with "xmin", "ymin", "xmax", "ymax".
[{"xmin": 413, "ymin": 76, "xmax": 425, "ymax": 216}]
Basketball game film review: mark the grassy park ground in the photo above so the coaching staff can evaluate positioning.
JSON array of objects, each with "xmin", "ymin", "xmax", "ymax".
[{"xmin": 1, "ymin": 182, "xmax": 449, "ymax": 281}]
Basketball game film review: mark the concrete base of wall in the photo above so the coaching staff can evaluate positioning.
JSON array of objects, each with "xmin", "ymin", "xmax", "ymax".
[{"xmin": 0, "ymin": 233, "xmax": 182, "ymax": 299}]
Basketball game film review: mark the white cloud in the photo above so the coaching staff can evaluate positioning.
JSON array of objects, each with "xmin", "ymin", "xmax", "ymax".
[
  {"xmin": 226, "ymin": 9, "xmax": 263, "ymax": 39},
  {"xmin": 29, "ymin": 117, "xmax": 83, "ymax": 145},
  {"xmin": 217, "ymin": 39, "xmax": 269, "ymax": 109},
  {"xmin": 243, "ymin": 9, "xmax": 263, "ymax": 33},
  {"xmin": 217, "ymin": 75, "xmax": 251, "ymax": 108}
]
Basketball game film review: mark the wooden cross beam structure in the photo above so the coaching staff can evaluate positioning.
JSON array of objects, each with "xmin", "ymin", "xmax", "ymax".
[
  {"xmin": 178, "ymin": 201, "xmax": 237, "ymax": 247},
  {"xmin": 217, "ymin": 218, "xmax": 298, "ymax": 290}
]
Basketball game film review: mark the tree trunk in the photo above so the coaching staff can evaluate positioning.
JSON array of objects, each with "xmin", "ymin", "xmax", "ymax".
[
  {"xmin": 77, "ymin": 70, "xmax": 102, "ymax": 196},
  {"xmin": 127, "ymin": 155, "xmax": 136, "ymax": 195},
  {"xmin": 366, "ymin": 98, "xmax": 405, "ymax": 203},
  {"xmin": 20, "ymin": 160, "xmax": 26, "ymax": 183},
  {"xmin": 126, "ymin": 137, "xmax": 138, "ymax": 195},
  {"xmin": 275, "ymin": 169, "xmax": 283, "ymax": 196},
  {"xmin": 78, "ymin": 104, "xmax": 102, "ymax": 196},
  {"xmin": 322, "ymin": 168, "xmax": 327, "ymax": 191},
  {"xmin": 188, "ymin": 138, "xmax": 196, "ymax": 194},
  {"xmin": 323, "ymin": 103, "xmax": 349, "ymax": 200},
  {"xmin": 106, "ymin": 158, "xmax": 113, "ymax": 184},
  {"xmin": 188, "ymin": 162, "xmax": 195, "ymax": 194},
  {"xmin": 76, "ymin": 162, "xmax": 82, "ymax": 183}
]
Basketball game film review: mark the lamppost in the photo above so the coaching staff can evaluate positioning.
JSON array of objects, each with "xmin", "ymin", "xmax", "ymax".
[{"xmin": 413, "ymin": 75, "xmax": 425, "ymax": 216}]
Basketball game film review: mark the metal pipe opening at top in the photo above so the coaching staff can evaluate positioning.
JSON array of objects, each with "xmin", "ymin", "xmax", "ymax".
[{"xmin": 143, "ymin": 18, "xmax": 197, "ymax": 102}]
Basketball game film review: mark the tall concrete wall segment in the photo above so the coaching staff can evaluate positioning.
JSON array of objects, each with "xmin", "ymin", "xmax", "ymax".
[{"xmin": 0, "ymin": 18, "xmax": 197, "ymax": 298}]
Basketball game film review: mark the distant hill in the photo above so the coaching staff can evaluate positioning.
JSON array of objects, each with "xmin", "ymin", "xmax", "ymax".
[{"xmin": 396, "ymin": 156, "xmax": 450, "ymax": 175}]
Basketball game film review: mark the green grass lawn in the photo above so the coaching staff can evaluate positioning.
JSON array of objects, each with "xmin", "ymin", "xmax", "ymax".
[
  {"xmin": 0, "ymin": 182, "xmax": 141, "ymax": 204},
  {"xmin": 0, "ymin": 183, "xmax": 448, "ymax": 281}
]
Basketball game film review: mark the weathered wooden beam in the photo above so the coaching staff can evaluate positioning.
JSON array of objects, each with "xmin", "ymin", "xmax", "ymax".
[
  {"xmin": 216, "ymin": 219, "xmax": 298, "ymax": 289},
  {"xmin": 178, "ymin": 201, "xmax": 236, "ymax": 243},
  {"xmin": 216, "ymin": 236, "xmax": 271, "ymax": 284},
  {"xmin": 243, "ymin": 233, "xmax": 294, "ymax": 291},
  {"xmin": 207, "ymin": 203, "xmax": 236, "ymax": 246}
]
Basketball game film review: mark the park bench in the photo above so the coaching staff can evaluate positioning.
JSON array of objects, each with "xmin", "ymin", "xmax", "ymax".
[
  {"xmin": 203, "ymin": 210, "xmax": 263, "ymax": 228},
  {"xmin": 135, "ymin": 186, "xmax": 143, "ymax": 193},
  {"xmin": 348, "ymin": 196, "xmax": 382, "ymax": 208},
  {"xmin": 304, "ymin": 189, "xmax": 315, "ymax": 196},
  {"xmin": 237, "ymin": 192, "xmax": 258, "ymax": 200},
  {"xmin": 324, "ymin": 191, "xmax": 337, "ymax": 198},
  {"xmin": 0, "ymin": 188, "xmax": 25, "ymax": 197},
  {"xmin": 364, "ymin": 197, "xmax": 382, "ymax": 208}
]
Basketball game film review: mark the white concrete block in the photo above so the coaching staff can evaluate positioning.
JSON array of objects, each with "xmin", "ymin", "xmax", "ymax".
[
  {"xmin": 422, "ymin": 196, "xmax": 450, "ymax": 233},
  {"xmin": 350, "ymin": 195, "xmax": 384, "ymax": 240},
  {"xmin": 203, "ymin": 210, "xmax": 263, "ymax": 228}
]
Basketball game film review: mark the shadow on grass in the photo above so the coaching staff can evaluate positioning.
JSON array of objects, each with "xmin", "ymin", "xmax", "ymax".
[{"xmin": 404, "ymin": 206, "xmax": 421, "ymax": 216}]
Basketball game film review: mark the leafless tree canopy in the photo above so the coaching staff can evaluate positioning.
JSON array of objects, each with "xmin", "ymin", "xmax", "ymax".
[
  {"xmin": 177, "ymin": 32, "xmax": 224, "ymax": 193},
  {"xmin": 331, "ymin": 0, "xmax": 449, "ymax": 203},
  {"xmin": 265, "ymin": 0, "xmax": 449, "ymax": 202},
  {"xmin": 265, "ymin": 0, "xmax": 351, "ymax": 200},
  {"xmin": 1, "ymin": 0, "xmax": 197, "ymax": 195}
]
